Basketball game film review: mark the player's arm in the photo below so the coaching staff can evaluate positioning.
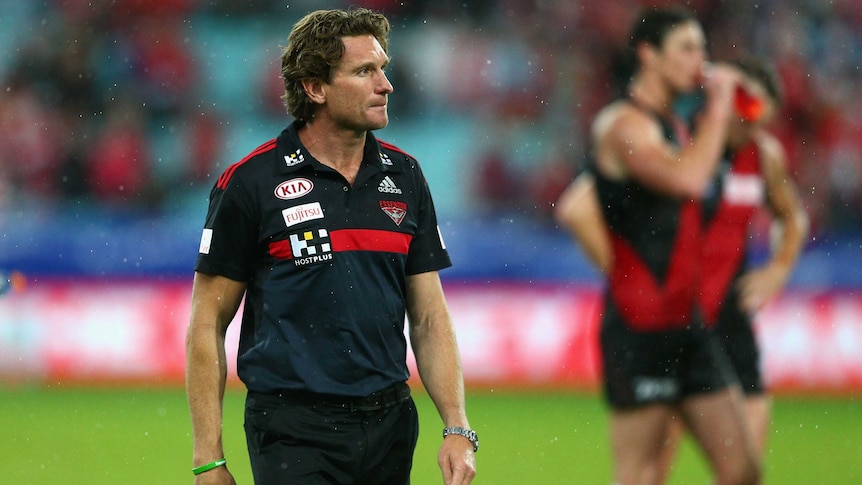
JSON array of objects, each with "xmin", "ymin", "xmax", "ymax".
[
  {"xmin": 406, "ymin": 271, "xmax": 476, "ymax": 485},
  {"xmin": 737, "ymin": 132, "xmax": 810, "ymax": 312},
  {"xmin": 601, "ymin": 64, "xmax": 739, "ymax": 198},
  {"xmin": 186, "ymin": 271, "xmax": 246, "ymax": 484},
  {"xmin": 554, "ymin": 172, "xmax": 612, "ymax": 273}
]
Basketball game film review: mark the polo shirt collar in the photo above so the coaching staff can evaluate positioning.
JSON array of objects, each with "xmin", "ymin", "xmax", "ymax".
[{"xmin": 276, "ymin": 121, "xmax": 400, "ymax": 175}]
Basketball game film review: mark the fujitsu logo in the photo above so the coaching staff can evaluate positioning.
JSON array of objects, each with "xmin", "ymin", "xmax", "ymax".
[
  {"xmin": 275, "ymin": 178, "xmax": 313, "ymax": 200},
  {"xmin": 282, "ymin": 202, "xmax": 324, "ymax": 228},
  {"xmin": 378, "ymin": 176, "xmax": 402, "ymax": 194}
]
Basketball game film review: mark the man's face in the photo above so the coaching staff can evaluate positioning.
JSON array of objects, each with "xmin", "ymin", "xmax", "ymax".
[
  {"xmin": 655, "ymin": 20, "xmax": 707, "ymax": 94},
  {"xmin": 322, "ymin": 34, "xmax": 393, "ymax": 132}
]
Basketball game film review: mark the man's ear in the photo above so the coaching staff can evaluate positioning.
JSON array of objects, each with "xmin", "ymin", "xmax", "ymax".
[
  {"xmin": 637, "ymin": 42, "xmax": 657, "ymax": 69},
  {"xmin": 302, "ymin": 78, "xmax": 325, "ymax": 105}
]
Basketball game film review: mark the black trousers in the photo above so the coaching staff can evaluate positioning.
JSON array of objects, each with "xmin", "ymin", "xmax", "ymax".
[{"xmin": 244, "ymin": 384, "xmax": 419, "ymax": 484}]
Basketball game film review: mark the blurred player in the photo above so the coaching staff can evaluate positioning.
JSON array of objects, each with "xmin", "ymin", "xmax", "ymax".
[
  {"xmin": 555, "ymin": 7, "xmax": 760, "ymax": 485},
  {"xmin": 667, "ymin": 55, "xmax": 809, "ymax": 474}
]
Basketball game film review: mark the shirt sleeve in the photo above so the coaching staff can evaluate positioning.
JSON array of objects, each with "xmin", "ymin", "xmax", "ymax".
[
  {"xmin": 405, "ymin": 163, "xmax": 452, "ymax": 275},
  {"xmin": 194, "ymin": 176, "xmax": 259, "ymax": 282}
]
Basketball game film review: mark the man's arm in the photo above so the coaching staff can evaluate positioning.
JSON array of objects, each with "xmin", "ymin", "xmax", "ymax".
[
  {"xmin": 598, "ymin": 64, "xmax": 740, "ymax": 199},
  {"xmin": 554, "ymin": 172, "xmax": 612, "ymax": 273},
  {"xmin": 406, "ymin": 271, "xmax": 476, "ymax": 485},
  {"xmin": 737, "ymin": 132, "xmax": 810, "ymax": 312},
  {"xmin": 186, "ymin": 272, "xmax": 246, "ymax": 484}
]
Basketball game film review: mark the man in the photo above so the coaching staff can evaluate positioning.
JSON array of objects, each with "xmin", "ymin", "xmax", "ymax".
[
  {"xmin": 186, "ymin": 8, "xmax": 477, "ymax": 485},
  {"xmin": 554, "ymin": 7, "xmax": 759, "ymax": 485},
  {"xmin": 688, "ymin": 55, "xmax": 809, "ymax": 467}
]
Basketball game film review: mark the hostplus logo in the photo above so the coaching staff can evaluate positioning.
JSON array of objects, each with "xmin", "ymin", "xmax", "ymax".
[
  {"xmin": 378, "ymin": 176, "xmax": 402, "ymax": 194},
  {"xmin": 289, "ymin": 229, "xmax": 333, "ymax": 266}
]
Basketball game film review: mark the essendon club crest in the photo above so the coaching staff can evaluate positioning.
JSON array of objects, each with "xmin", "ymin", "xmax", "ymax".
[{"xmin": 380, "ymin": 201, "xmax": 407, "ymax": 226}]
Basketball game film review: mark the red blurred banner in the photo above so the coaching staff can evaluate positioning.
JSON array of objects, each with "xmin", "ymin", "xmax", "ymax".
[{"xmin": 1, "ymin": 280, "xmax": 860, "ymax": 393}]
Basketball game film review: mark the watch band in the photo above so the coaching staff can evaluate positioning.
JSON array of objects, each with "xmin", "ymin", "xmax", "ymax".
[{"xmin": 442, "ymin": 426, "xmax": 479, "ymax": 452}]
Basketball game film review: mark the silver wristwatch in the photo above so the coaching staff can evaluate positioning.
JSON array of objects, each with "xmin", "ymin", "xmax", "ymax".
[{"xmin": 442, "ymin": 426, "xmax": 479, "ymax": 452}]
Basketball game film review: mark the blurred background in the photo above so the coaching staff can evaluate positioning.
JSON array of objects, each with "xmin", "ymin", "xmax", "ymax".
[{"xmin": 1, "ymin": 0, "xmax": 861, "ymax": 390}]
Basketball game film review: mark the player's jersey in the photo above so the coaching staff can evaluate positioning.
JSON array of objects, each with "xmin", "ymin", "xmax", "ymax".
[
  {"xmin": 195, "ymin": 121, "xmax": 451, "ymax": 396},
  {"xmin": 700, "ymin": 140, "xmax": 765, "ymax": 325},
  {"xmin": 593, "ymin": 103, "xmax": 701, "ymax": 331}
]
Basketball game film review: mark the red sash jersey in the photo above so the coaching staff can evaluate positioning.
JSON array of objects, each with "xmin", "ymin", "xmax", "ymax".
[
  {"xmin": 700, "ymin": 141, "xmax": 764, "ymax": 326},
  {"xmin": 592, "ymin": 105, "xmax": 701, "ymax": 331},
  {"xmin": 195, "ymin": 121, "xmax": 451, "ymax": 397}
]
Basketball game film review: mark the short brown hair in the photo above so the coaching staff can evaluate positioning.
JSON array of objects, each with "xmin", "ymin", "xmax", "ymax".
[
  {"xmin": 280, "ymin": 8, "xmax": 390, "ymax": 122},
  {"xmin": 730, "ymin": 55, "xmax": 783, "ymax": 107}
]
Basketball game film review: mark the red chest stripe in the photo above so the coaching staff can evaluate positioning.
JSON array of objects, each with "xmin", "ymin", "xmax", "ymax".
[
  {"xmin": 329, "ymin": 229, "xmax": 411, "ymax": 254},
  {"xmin": 268, "ymin": 229, "xmax": 411, "ymax": 260}
]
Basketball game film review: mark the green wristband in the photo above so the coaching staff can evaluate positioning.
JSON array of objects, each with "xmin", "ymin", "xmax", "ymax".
[{"xmin": 192, "ymin": 458, "xmax": 226, "ymax": 475}]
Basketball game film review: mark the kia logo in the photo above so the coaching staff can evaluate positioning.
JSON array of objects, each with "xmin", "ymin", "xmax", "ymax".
[{"xmin": 274, "ymin": 178, "xmax": 314, "ymax": 200}]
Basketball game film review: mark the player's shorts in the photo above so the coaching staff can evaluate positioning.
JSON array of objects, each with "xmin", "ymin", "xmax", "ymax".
[
  {"xmin": 710, "ymin": 288, "xmax": 764, "ymax": 395},
  {"xmin": 600, "ymin": 300, "xmax": 739, "ymax": 409}
]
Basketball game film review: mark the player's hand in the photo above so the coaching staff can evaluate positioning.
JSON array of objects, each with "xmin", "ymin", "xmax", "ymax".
[
  {"xmin": 438, "ymin": 436, "xmax": 476, "ymax": 485},
  {"xmin": 736, "ymin": 261, "xmax": 791, "ymax": 313},
  {"xmin": 701, "ymin": 62, "xmax": 742, "ymax": 107},
  {"xmin": 193, "ymin": 465, "xmax": 237, "ymax": 485}
]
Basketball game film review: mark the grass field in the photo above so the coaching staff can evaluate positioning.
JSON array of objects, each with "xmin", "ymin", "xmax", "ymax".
[{"xmin": 1, "ymin": 386, "xmax": 860, "ymax": 484}]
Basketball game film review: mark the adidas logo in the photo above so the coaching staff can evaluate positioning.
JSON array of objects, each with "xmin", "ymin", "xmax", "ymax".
[{"xmin": 378, "ymin": 176, "xmax": 402, "ymax": 194}]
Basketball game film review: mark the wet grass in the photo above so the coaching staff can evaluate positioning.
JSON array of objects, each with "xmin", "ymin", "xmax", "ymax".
[{"xmin": 1, "ymin": 386, "xmax": 859, "ymax": 484}]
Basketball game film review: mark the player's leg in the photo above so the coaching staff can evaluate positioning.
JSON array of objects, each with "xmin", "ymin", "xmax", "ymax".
[
  {"xmin": 715, "ymin": 302, "xmax": 770, "ymax": 461},
  {"xmin": 609, "ymin": 404, "xmax": 676, "ymax": 485},
  {"xmin": 744, "ymin": 393, "xmax": 771, "ymax": 458},
  {"xmin": 680, "ymin": 387, "xmax": 760, "ymax": 485},
  {"xmin": 654, "ymin": 411, "xmax": 684, "ymax": 483}
]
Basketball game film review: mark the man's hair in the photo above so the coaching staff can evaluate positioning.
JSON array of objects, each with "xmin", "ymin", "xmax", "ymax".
[
  {"xmin": 280, "ymin": 8, "xmax": 390, "ymax": 122},
  {"xmin": 627, "ymin": 6, "xmax": 698, "ymax": 73},
  {"xmin": 731, "ymin": 55, "xmax": 784, "ymax": 107}
]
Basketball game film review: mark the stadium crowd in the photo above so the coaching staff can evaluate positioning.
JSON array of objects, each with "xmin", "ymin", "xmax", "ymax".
[{"xmin": 1, "ymin": 0, "xmax": 860, "ymax": 237}]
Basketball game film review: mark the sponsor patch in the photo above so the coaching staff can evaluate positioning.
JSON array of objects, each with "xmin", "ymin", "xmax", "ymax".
[
  {"xmin": 723, "ymin": 173, "xmax": 764, "ymax": 206},
  {"xmin": 275, "ymin": 178, "xmax": 314, "ymax": 200},
  {"xmin": 269, "ymin": 229, "xmax": 333, "ymax": 267},
  {"xmin": 284, "ymin": 149, "xmax": 304, "ymax": 166},
  {"xmin": 199, "ymin": 228, "xmax": 213, "ymax": 254},
  {"xmin": 380, "ymin": 200, "xmax": 407, "ymax": 226},
  {"xmin": 633, "ymin": 377, "xmax": 679, "ymax": 402},
  {"xmin": 378, "ymin": 176, "xmax": 402, "ymax": 194},
  {"xmin": 282, "ymin": 202, "xmax": 324, "ymax": 228}
]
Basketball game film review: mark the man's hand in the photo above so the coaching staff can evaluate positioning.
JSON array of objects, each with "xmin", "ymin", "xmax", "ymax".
[
  {"xmin": 438, "ymin": 436, "xmax": 476, "ymax": 485},
  {"xmin": 737, "ymin": 261, "xmax": 791, "ymax": 313}
]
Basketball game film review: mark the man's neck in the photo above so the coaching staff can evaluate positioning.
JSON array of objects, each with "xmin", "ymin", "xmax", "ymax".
[
  {"xmin": 628, "ymin": 75, "xmax": 675, "ymax": 117},
  {"xmin": 298, "ymin": 119, "xmax": 367, "ymax": 184}
]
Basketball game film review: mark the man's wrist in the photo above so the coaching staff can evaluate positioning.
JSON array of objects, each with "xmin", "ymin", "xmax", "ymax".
[
  {"xmin": 443, "ymin": 426, "xmax": 479, "ymax": 452},
  {"xmin": 192, "ymin": 458, "xmax": 227, "ymax": 475}
]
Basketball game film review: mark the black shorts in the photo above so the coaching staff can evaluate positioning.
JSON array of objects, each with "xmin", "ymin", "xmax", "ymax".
[
  {"xmin": 244, "ymin": 382, "xmax": 418, "ymax": 485},
  {"xmin": 600, "ymin": 301, "xmax": 739, "ymax": 409},
  {"xmin": 712, "ymin": 289, "xmax": 764, "ymax": 395}
]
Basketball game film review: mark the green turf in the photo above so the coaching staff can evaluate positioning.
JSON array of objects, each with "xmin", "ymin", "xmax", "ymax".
[{"xmin": 1, "ymin": 386, "xmax": 859, "ymax": 484}]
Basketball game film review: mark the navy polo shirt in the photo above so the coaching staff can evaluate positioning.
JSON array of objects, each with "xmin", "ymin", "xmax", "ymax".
[{"xmin": 195, "ymin": 121, "xmax": 451, "ymax": 396}]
